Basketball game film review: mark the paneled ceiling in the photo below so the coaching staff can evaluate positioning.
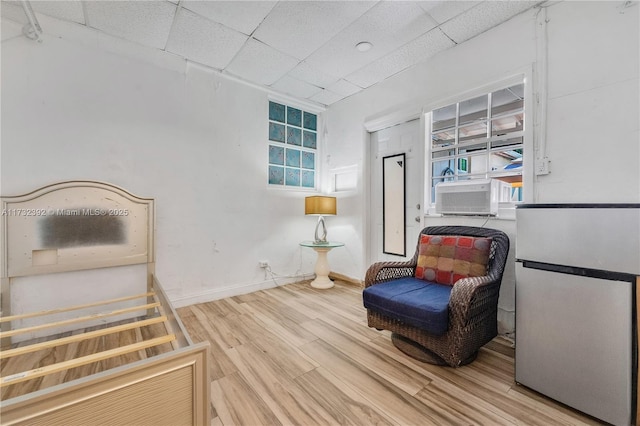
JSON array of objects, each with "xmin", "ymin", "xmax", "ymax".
[{"xmin": 1, "ymin": 1, "xmax": 542, "ymax": 106}]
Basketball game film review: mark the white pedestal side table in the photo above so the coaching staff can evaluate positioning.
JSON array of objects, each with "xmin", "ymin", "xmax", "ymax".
[{"xmin": 299, "ymin": 241, "xmax": 344, "ymax": 289}]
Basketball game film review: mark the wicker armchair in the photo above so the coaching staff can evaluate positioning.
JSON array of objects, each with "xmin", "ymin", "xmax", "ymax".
[{"xmin": 364, "ymin": 226, "xmax": 510, "ymax": 367}]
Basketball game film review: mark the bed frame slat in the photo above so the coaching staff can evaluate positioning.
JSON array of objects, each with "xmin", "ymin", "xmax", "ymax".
[
  {"xmin": 0, "ymin": 302, "xmax": 160, "ymax": 338},
  {"xmin": 1, "ymin": 335, "xmax": 176, "ymax": 387},
  {"xmin": 0, "ymin": 316, "xmax": 169, "ymax": 360},
  {"xmin": 0, "ymin": 292, "xmax": 156, "ymax": 323}
]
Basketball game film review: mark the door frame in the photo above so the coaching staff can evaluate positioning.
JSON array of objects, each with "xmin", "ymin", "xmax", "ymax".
[{"xmin": 363, "ymin": 108, "xmax": 426, "ymax": 270}]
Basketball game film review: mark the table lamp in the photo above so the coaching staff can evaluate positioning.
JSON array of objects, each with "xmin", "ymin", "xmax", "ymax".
[{"xmin": 305, "ymin": 196, "xmax": 337, "ymax": 244}]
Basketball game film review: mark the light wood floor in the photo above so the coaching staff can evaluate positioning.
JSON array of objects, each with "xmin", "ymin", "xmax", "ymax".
[
  {"xmin": 1, "ymin": 319, "xmax": 173, "ymax": 401},
  {"xmin": 176, "ymin": 280, "xmax": 601, "ymax": 426}
]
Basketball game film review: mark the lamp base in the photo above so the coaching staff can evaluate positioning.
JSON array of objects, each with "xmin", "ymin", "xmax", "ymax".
[{"xmin": 314, "ymin": 215, "xmax": 328, "ymax": 243}]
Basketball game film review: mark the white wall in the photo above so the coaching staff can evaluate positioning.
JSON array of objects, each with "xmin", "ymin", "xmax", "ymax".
[
  {"xmin": 2, "ymin": 2, "xmax": 637, "ymax": 331},
  {"xmin": 323, "ymin": 1, "xmax": 639, "ymax": 332},
  {"xmin": 1, "ymin": 22, "xmax": 331, "ymax": 308}
]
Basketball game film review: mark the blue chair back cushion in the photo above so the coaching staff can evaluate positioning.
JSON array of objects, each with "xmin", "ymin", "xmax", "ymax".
[{"xmin": 362, "ymin": 277, "xmax": 452, "ymax": 336}]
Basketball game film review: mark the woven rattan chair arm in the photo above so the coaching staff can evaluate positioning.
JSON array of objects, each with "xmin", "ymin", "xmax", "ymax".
[
  {"xmin": 448, "ymin": 275, "xmax": 499, "ymax": 327},
  {"xmin": 364, "ymin": 261, "xmax": 416, "ymax": 288}
]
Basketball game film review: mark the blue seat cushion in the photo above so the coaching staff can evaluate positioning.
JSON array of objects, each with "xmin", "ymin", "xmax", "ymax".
[{"xmin": 363, "ymin": 277, "xmax": 452, "ymax": 335}]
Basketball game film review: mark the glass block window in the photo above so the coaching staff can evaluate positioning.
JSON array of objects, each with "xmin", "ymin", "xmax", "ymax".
[{"xmin": 268, "ymin": 101, "xmax": 317, "ymax": 188}]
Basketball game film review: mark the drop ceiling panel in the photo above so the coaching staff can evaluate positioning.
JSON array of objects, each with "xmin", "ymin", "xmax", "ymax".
[
  {"xmin": 180, "ymin": 1, "xmax": 276, "ymax": 36},
  {"xmin": 84, "ymin": 1, "xmax": 176, "ymax": 50},
  {"xmin": 226, "ymin": 38, "xmax": 299, "ymax": 86},
  {"xmin": 288, "ymin": 62, "xmax": 340, "ymax": 89},
  {"xmin": 271, "ymin": 75, "xmax": 323, "ymax": 99},
  {"xmin": 3, "ymin": 0, "xmax": 543, "ymax": 106},
  {"xmin": 326, "ymin": 79, "xmax": 362, "ymax": 97},
  {"xmin": 310, "ymin": 89, "xmax": 345, "ymax": 106},
  {"xmin": 440, "ymin": 1, "xmax": 538, "ymax": 44},
  {"xmin": 418, "ymin": 1, "xmax": 478, "ymax": 25},
  {"xmin": 252, "ymin": 1, "xmax": 376, "ymax": 60},
  {"xmin": 347, "ymin": 27, "xmax": 455, "ymax": 88},
  {"xmin": 166, "ymin": 8, "xmax": 248, "ymax": 70},
  {"xmin": 31, "ymin": 0, "xmax": 84, "ymax": 24},
  {"xmin": 304, "ymin": 1, "xmax": 438, "ymax": 78}
]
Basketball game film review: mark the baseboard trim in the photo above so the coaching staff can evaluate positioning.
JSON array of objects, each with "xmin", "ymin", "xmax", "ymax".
[
  {"xmin": 170, "ymin": 276, "xmax": 303, "ymax": 308},
  {"xmin": 329, "ymin": 272, "xmax": 363, "ymax": 287}
]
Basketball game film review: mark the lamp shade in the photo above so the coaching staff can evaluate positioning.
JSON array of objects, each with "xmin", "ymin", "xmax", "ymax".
[{"xmin": 305, "ymin": 196, "xmax": 336, "ymax": 216}]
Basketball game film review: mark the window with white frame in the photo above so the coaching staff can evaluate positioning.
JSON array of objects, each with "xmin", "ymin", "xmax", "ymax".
[
  {"xmin": 428, "ymin": 82, "xmax": 525, "ymax": 203},
  {"xmin": 268, "ymin": 101, "xmax": 317, "ymax": 188}
]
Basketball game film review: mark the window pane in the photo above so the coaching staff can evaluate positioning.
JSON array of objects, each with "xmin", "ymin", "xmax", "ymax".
[
  {"xmin": 491, "ymin": 136, "xmax": 523, "ymax": 149},
  {"xmin": 287, "ymin": 106, "xmax": 302, "ymax": 126},
  {"xmin": 303, "ymin": 131, "xmax": 316, "ymax": 149},
  {"xmin": 269, "ymin": 166, "xmax": 284, "ymax": 185},
  {"xmin": 286, "ymin": 148, "xmax": 301, "ymax": 167},
  {"xmin": 492, "ymin": 113, "xmax": 523, "ymax": 136},
  {"xmin": 269, "ymin": 101, "xmax": 285, "ymax": 123},
  {"xmin": 492, "ymin": 84, "xmax": 524, "ymax": 117},
  {"xmin": 269, "ymin": 145, "xmax": 284, "ymax": 165},
  {"xmin": 459, "ymin": 94, "xmax": 487, "ymax": 125},
  {"xmin": 458, "ymin": 121, "xmax": 487, "ymax": 143},
  {"xmin": 301, "ymin": 170, "xmax": 314, "ymax": 188},
  {"xmin": 269, "ymin": 122, "xmax": 285, "ymax": 142},
  {"xmin": 490, "ymin": 149, "xmax": 522, "ymax": 173},
  {"xmin": 464, "ymin": 154, "xmax": 488, "ymax": 175},
  {"xmin": 458, "ymin": 141, "xmax": 487, "ymax": 155},
  {"xmin": 432, "ymin": 128, "xmax": 455, "ymax": 148},
  {"xmin": 303, "ymin": 112, "xmax": 317, "ymax": 130},
  {"xmin": 285, "ymin": 168, "xmax": 300, "ymax": 186},
  {"xmin": 301, "ymin": 151, "xmax": 315, "ymax": 169},
  {"xmin": 432, "ymin": 104, "xmax": 456, "ymax": 131},
  {"xmin": 432, "ymin": 149, "xmax": 454, "ymax": 159},
  {"xmin": 432, "ymin": 159, "xmax": 455, "ymax": 180},
  {"xmin": 287, "ymin": 126, "xmax": 302, "ymax": 145}
]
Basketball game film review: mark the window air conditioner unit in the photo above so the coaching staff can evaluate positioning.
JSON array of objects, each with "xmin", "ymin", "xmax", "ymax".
[{"xmin": 435, "ymin": 179, "xmax": 510, "ymax": 216}]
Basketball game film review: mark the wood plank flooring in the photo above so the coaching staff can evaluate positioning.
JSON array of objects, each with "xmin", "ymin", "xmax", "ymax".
[
  {"xmin": 176, "ymin": 280, "xmax": 602, "ymax": 426},
  {"xmin": 0, "ymin": 318, "xmax": 173, "ymax": 401}
]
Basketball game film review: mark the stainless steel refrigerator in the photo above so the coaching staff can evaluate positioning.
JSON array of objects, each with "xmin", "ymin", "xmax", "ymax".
[{"xmin": 515, "ymin": 204, "xmax": 639, "ymax": 426}]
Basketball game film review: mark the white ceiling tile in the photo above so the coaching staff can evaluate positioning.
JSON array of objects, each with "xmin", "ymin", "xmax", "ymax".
[
  {"xmin": 288, "ymin": 62, "xmax": 340, "ymax": 89},
  {"xmin": 417, "ymin": 1, "xmax": 479, "ymax": 25},
  {"xmin": 347, "ymin": 28, "xmax": 455, "ymax": 88},
  {"xmin": 226, "ymin": 38, "xmax": 299, "ymax": 86},
  {"xmin": 440, "ymin": 1, "xmax": 539, "ymax": 44},
  {"xmin": 6, "ymin": 0, "xmax": 542, "ymax": 106},
  {"xmin": 180, "ymin": 1, "xmax": 276, "ymax": 35},
  {"xmin": 271, "ymin": 75, "xmax": 322, "ymax": 99},
  {"xmin": 310, "ymin": 89, "xmax": 346, "ymax": 106},
  {"xmin": 166, "ymin": 8, "xmax": 248, "ymax": 70},
  {"xmin": 84, "ymin": 1, "xmax": 176, "ymax": 50},
  {"xmin": 305, "ymin": 1, "xmax": 438, "ymax": 78},
  {"xmin": 252, "ymin": 1, "xmax": 376, "ymax": 60},
  {"xmin": 31, "ymin": 0, "xmax": 85, "ymax": 24},
  {"xmin": 326, "ymin": 79, "xmax": 362, "ymax": 97}
]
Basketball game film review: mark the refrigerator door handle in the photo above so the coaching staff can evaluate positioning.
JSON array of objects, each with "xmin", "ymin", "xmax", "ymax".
[{"xmin": 518, "ymin": 259, "xmax": 637, "ymax": 283}]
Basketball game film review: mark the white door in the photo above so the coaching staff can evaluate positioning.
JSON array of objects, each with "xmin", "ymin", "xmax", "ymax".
[{"xmin": 369, "ymin": 119, "xmax": 424, "ymax": 265}]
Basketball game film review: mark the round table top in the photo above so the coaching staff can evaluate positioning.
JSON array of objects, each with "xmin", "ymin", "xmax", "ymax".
[{"xmin": 299, "ymin": 240, "xmax": 344, "ymax": 248}]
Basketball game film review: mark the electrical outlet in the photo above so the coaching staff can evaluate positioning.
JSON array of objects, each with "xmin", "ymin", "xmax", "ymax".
[
  {"xmin": 535, "ymin": 157, "xmax": 551, "ymax": 176},
  {"xmin": 258, "ymin": 261, "xmax": 269, "ymax": 268}
]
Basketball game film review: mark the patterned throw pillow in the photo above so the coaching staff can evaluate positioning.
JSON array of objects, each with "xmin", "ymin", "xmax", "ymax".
[{"xmin": 415, "ymin": 235, "xmax": 492, "ymax": 286}]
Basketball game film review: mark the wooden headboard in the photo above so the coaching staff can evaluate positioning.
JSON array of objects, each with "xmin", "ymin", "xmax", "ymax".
[
  {"xmin": 1, "ymin": 181, "xmax": 154, "ymax": 278},
  {"xmin": 1, "ymin": 181, "xmax": 156, "ymax": 334}
]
